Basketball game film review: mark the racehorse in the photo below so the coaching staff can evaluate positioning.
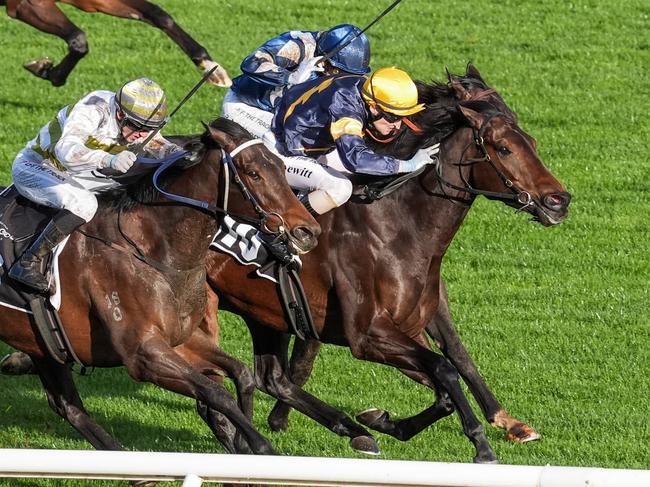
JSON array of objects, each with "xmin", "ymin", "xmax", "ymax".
[
  {"xmin": 268, "ymin": 65, "xmax": 543, "ymax": 444},
  {"xmin": 204, "ymin": 65, "xmax": 571, "ymax": 463},
  {"xmin": 1, "ymin": 0, "xmax": 231, "ymax": 87},
  {"xmin": 0, "ymin": 118, "xmax": 319, "ymax": 456}
]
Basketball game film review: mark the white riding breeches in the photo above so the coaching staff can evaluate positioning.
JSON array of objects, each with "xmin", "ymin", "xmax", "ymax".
[
  {"xmin": 222, "ymin": 89, "xmax": 274, "ymax": 139},
  {"xmin": 12, "ymin": 151, "xmax": 119, "ymax": 222},
  {"xmin": 262, "ymin": 132, "xmax": 353, "ymax": 212}
]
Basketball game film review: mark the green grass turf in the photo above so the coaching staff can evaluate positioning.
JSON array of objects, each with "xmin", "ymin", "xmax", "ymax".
[{"xmin": 0, "ymin": 0, "xmax": 649, "ymax": 485}]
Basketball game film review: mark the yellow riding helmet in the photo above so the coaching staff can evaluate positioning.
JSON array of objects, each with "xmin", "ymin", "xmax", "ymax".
[
  {"xmin": 361, "ymin": 67, "xmax": 424, "ymax": 117},
  {"xmin": 115, "ymin": 77, "xmax": 167, "ymax": 129}
]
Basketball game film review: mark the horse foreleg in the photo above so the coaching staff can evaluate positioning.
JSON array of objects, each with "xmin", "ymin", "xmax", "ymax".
[
  {"xmin": 33, "ymin": 357, "xmax": 124, "ymax": 450},
  {"xmin": 91, "ymin": 0, "xmax": 231, "ymax": 87},
  {"xmin": 349, "ymin": 321, "xmax": 497, "ymax": 464},
  {"xmin": 267, "ymin": 337, "xmax": 322, "ymax": 432},
  {"xmin": 426, "ymin": 281, "xmax": 540, "ymax": 442},
  {"xmin": 125, "ymin": 334, "xmax": 274, "ymax": 455},
  {"xmin": 248, "ymin": 320, "xmax": 380, "ymax": 455},
  {"xmin": 175, "ymin": 328, "xmax": 256, "ymax": 454},
  {"xmin": 12, "ymin": 0, "xmax": 87, "ymax": 86}
]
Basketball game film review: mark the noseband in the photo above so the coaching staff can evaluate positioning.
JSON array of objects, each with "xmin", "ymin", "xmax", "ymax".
[{"xmin": 433, "ymin": 111, "xmax": 534, "ymax": 210}]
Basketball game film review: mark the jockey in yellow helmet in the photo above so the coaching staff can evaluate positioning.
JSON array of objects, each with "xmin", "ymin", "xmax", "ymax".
[{"xmin": 265, "ymin": 67, "xmax": 436, "ymax": 216}]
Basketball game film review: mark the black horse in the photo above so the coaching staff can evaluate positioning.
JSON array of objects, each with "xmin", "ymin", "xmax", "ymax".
[{"xmin": 204, "ymin": 65, "xmax": 571, "ymax": 464}]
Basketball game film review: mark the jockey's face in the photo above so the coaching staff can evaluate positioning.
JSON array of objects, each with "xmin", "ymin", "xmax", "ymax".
[
  {"xmin": 116, "ymin": 110, "xmax": 153, "ymax": 143},
  {"xmin": 369, "ymin": 105, "xmax": 403, "ymax": 135}
]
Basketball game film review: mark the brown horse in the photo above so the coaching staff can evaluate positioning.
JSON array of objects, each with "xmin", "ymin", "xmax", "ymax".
[
  {"xmin": 268, "ymin": 65, "xmax": 542, "ymax": 444},
  {"xmin": 0, "ymin": 118, "xmax": 319, "ymax": 456},
  {"xmin": 1, "ymin": 0, "xmax": 231, "ymax": 87},
  {"xmin": 204, "ymin": 66, "xmax": 571, "ymax": 463}
]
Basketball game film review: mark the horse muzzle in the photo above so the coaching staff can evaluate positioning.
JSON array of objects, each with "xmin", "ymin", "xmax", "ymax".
[
  {"xmin": 287, "ymin": 224, "xmax": 320, "ymax": 254},
  {"xmin": 529, "ymin": 190, "xmax": 571, "ymax": 226}
]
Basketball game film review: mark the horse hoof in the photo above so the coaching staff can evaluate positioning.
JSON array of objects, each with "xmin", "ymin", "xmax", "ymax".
[
  {"xmin": 268, "ymin": 410, "xmax": 290, "ymax": 432},
  {"xmin": 505, "ymin": 423, "xmax": 541, "ymax": 443},
  {"xmin": 199, "ymin": 60, "xmax": 232, "ymax": 88},
  {"xmin": 0, "ymin": 352, "xmax": 36, "ymax": 375},
  {"xmin": 474, "ymin": 455, "xmax": 499, "ymax": 465},
  {"xmin": 23, "ymin": 58, "xmax": 53, "ymax": 80},
  {"xmin": 350, "ymin": 435, "xmax": 380, "ymax": 456},
  {"xmin": 356, "ymin": 408, "xmax": 389, "ymax": 428}
]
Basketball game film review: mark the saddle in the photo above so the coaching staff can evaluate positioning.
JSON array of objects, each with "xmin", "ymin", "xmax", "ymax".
[{"xmin": 0, "ymin": 186, "xmax": 79, "ymax": 365}]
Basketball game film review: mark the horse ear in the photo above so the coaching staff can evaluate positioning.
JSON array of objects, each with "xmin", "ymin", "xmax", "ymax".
[
  {"xmin": 459, "ymin": 105, "xmax": 486, "ymax": 130},
  {"xmin": 451, "ymin": 78, "xmax": 471, "ymax": 101},
  {"xmin": 206, "ymin": 124, "xmax": 235, "ymax": 152},
  {"xmin": 466, "ymin": 63, "xmax": 484, "ymax": 82}
]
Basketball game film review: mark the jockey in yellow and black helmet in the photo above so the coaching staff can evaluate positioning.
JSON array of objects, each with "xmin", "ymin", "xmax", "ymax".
[{"xmin": 266, "ymin": 67, "xmax": 436, "ymax": 216}]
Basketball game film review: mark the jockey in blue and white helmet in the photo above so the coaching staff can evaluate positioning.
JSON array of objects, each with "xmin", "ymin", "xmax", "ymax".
[
  {"xmin": 222, "ymin": 24, "xmax": 371, "ymax": 138},
  {"xmin": 8, "ymin": 77, "xmax": 182, "ymax": 293}
]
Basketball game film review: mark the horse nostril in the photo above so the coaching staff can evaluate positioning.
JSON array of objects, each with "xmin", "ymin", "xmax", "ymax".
[
  {"xmin": 292, "ymin": 226, "xmax": 318, "ymax": 250},
  {"xmin": 544, "ymin": 191, "xmax": 571, "ymax": 210}
]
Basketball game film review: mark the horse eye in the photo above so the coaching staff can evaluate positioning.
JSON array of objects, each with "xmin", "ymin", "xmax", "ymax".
[
  {"xmin": 247, "ymin": 170, "xmax": 261, "ymax": 180},
  {"xmin": 497, "ymin": 146, "xmax": 511, "ymax": 157}
]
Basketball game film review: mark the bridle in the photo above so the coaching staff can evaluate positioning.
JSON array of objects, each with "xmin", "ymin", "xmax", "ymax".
[
  {"xmin": 80, "ymin": 138, "xmax": 290, "ymax": 274},
  {"xmin": 431, "ymin": 111, "xmax": 535, "ymax": 211},
  {"xmin": 151, "ymin": 138, "xmax": 286, "ymax": 236}
]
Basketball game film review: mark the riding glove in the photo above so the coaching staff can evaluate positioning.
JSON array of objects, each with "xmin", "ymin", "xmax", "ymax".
[
  {"xmin": 105, "ymin": 151, "xmax": 137, "ymax": 173},
  {"xmin": 397, "ymin": 145, "xmax": 440, "ymax": 173},
  {"xmin": 288, "ymin": 56, "xmax": 325, "ymax": 86}
]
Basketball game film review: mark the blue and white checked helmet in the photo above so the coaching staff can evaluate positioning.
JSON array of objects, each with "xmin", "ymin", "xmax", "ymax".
[{"xmin": 317, "ymin": 24, "xmax": 371, "ymax": 75}]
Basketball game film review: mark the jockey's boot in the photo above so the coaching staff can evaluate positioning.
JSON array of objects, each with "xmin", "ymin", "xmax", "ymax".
[
  {"xmin": 257, "ymin": 231, "xmax": 294, "ymax": 266},
  {"xmin": 8, "ymin": 210, "xmax": 85, "ymax": 293}
]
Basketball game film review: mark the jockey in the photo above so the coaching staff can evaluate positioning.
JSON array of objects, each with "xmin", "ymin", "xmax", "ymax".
[
  {"xmin": 8, "ymin": 77, "xmax": 182, "ymax": 293},
  {"xmin": 267, "ymin": 66, "xmax": 437, "ymax": 216},
  {"xmin": 222, "ymin": 24, "xmax": 371, "ymax": 138}
]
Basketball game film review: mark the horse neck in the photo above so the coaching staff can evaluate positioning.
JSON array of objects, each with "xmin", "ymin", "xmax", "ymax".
[{"xmin": 114, "ymin": 151, "xmax": 221, "ymax": 270}]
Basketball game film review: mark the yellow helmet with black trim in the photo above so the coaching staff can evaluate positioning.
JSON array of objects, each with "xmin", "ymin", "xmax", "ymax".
[
  {"xmin": 361, "ymin": 67, "xmax": 424, "ymax": 117},
  {"xmin": 115, "ymin": 77, "xmax": 167, "ymax": 129}
]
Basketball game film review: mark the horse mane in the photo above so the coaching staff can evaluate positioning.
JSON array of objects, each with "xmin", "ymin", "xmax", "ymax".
[
  {"xmin": 350, "ymin": 67, "xmax": 511, "ymax": 189},
  {"xmin": 365, "ymin": 67, "xmax": 515, "ymax": 164},
  {"xmin": 96, "ymin": 117, "xmax": 245, "ymax": 212}
]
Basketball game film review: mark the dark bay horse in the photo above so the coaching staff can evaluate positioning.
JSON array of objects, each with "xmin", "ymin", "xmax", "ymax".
[
  {"xmin": 1, "ymin": 0, "xmax": 231, "ymax": 87},
  {"xmin": 204, "ymin": 66, "xmax": 571, "ymax": 463},
  {"xmin": 269, "ymin": 65, "xmax": 542, "ymax": 444},
  {"xmin": 0, "ymin": 118, "xmax": 319, "ymax": 456}
]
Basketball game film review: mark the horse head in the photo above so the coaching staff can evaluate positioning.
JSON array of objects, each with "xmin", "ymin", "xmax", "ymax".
[
  {"xmin": 203, "ymin": 118, "xmax": 320, "ymax": 253},
  {"xmin": 443, "ymin": 101, "xmax": 571, "ymax": 226},
  {"xmin": 370, "ymin": 65, "xmax": 570, "ymax": 226}
]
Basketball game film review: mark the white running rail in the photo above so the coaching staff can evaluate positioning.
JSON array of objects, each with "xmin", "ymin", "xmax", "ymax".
[{"xmin": 0, "ymin": 449, "xmax": 649, "ymax": 487}]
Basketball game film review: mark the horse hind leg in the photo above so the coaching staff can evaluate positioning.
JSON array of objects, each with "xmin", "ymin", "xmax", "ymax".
[
  {"xmin": 13, "ymin": 0, "xmax": 88, "ymax": 86},
  {"xmin": 33, "ymin": 358, "xmax": 125, "ymax": 451},
  {"xmin": 93, "ymin": 0, "xmax": 231, "ymax": 87},
  {"xmin": 356, "ymin": 373, "xmax": 456, "ymax": 441}
]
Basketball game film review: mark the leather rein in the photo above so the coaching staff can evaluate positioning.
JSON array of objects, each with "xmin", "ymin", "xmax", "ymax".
[{"xmin": 80, "ymin": 139, "xmax": 288, "ymax": 274}]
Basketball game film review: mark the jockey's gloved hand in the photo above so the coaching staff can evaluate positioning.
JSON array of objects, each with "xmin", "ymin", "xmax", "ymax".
[
  {"xmin": 288, "ymin": 56, "xmax": 325, "ymax": 86},
  {"xmin": 398, "ymin": 146, "xmax": 439, "ymax": 173},
  {"xmin": 257, "ymin": 232, "xmax": 294, "ymax": 266},
  {"xmin": 105, "ymin": 151, "xmax": 137, "ymax": 173}
]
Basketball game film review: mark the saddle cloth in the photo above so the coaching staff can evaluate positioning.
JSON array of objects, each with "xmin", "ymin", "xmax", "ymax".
[
  {"xmin": 210, "ymin": 216, "xmax": 300, "ymax": 283},
  {"xmin": 0, "ymin": 186, "xmax": 66, "ymax": 313}
]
